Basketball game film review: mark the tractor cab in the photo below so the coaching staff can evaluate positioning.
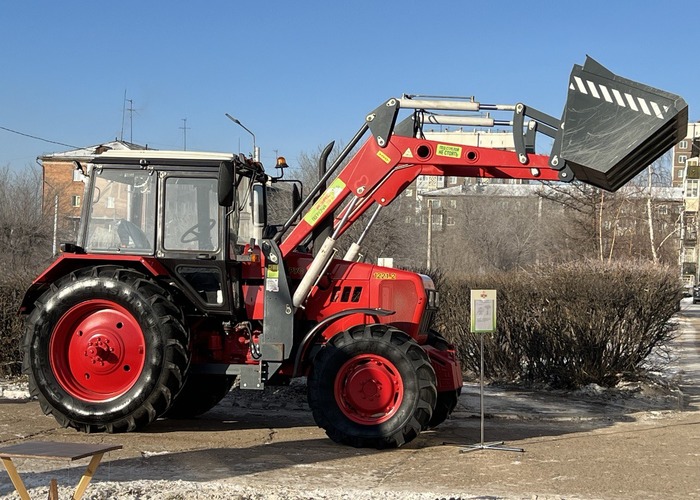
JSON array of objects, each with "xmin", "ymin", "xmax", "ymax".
[{"xmin": 73, "ymin": 150, "xmax": 273, "ymax": 312}]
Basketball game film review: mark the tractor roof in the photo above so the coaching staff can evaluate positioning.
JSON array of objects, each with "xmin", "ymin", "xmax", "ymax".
[{"xmin": 91, "ymin": 149, "xmax": 238, "ymax": 167}]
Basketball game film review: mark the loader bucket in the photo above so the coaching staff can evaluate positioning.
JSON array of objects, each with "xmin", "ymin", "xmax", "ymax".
[{"xmin": 555, "ymin": 57, "xmax": 687, "ymax": 191}]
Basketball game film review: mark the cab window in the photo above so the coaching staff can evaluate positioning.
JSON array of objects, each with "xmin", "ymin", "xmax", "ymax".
[{"xmin": 163, "ymin": 177, "xmax": 219, "ymax": 252}]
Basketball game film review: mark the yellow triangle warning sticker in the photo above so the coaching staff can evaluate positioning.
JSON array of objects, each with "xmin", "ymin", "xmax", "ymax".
[{"xmin": 403, "ymin": 148, "xmax": 413, "ymax": 158}]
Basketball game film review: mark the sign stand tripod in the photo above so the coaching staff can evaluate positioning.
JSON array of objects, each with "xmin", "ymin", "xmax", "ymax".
[{"xmin": 460, "ymin": 289, "xmax": 524, "ymax": 454}]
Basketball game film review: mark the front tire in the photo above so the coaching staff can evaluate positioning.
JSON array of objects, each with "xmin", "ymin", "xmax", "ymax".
[
  {"xmin": 23, "ymin": 266, "xmax": 189, "ymax": 433},
  {"xmin": 308, "ymin": 324, "xmax": 437, "ymax": 449}
]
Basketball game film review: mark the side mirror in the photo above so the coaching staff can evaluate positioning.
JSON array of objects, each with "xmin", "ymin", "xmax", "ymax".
[{"xmin": 218, "ymin": 161, "xmax": 235, "ymax": 206}]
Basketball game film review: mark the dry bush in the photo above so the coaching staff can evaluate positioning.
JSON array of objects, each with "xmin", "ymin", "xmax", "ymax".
[
  {"xmin": 434, "ymin": 260, "xmax": 682, "ymax": 388},
  {"xmin": 0, "ymin": 280, "xmax": 30, "ymax": 376}
]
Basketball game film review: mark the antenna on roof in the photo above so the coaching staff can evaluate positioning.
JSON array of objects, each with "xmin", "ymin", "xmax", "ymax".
[
  {"xmin": 120, "ymin": 89, "xmax": 127, "ymax": 141},
  {"xmin": 180, "ymin": 118, "xmax": 190, "ymax": 150},
  {"xmin": 120, "ymin": 92, "xmax": 136, "ymax": 143},
  {"xmin": 126, "ymin": 99, "xmax": 134, "ymax": 143}
]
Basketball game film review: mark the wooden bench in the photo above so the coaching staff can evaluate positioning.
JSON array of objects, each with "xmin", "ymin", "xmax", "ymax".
[{"xmin": 0, "ymin": 441, "xmax": 122, "ymax": 500}]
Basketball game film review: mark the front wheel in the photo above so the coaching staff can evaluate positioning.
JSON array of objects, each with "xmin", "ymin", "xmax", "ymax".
[{"xmin": 308, "ymin": 324, "xmax": 437, "ymax": 449}]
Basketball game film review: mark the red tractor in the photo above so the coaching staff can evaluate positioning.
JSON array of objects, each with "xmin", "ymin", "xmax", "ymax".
[{"xmin": 21, "ymin": 58, "xmax": 686, "ymax": 448}]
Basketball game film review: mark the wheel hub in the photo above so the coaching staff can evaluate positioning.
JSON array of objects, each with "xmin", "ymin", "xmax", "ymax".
[
  {"xmin": 335, "ymin": 354, "xmax": 404, "ymax": 425},
  {"xmin": 50, "ymin": 300, "xmax": 146, "ymax": 401}
]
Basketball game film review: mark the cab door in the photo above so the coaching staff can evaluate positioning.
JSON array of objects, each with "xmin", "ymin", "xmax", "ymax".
[{"xmin": 157, "ymin": 171, "xmax": 230, "ymax": 313}]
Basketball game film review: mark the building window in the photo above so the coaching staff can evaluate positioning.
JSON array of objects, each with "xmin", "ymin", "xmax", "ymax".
[
  {"xmin": 448, "ymin": 176, "xmax": 458, "ymax": 185},
  {"xmin": 658, "ymin": 205, "xmax": 668, "ymax": 215},
  {"xmin": 447, "ymin": 216, "xmax": 455, "ymax": 226},
  {"xmin": 106, "ymin": 196, "xmax": 115, "ymax": 209},
  {"xmin": 71, "ymin": 195, "xmax": 81, "ymax": 207},
  {"xmin": 677, "ymin": 169, "xmax": 685, "ymax": 179},
  {"xmin": 405, "ymin": 189, "xmax": 413, "ymax": 197},
  {"xmin": 405, "ymin": 216, "xmax": 412, "ymax": 224},
  {"xmin": 679, "ymin": 155, "xmax": 688, "ymax": 165},
  {"xmin": 686, "ymin": 179, "xmax": 699, "ymax": 198},
  {"xmin": 449, "ymin": 199, "xmax": 457, "ymax": 209},
  {"xmin": 428, "ymin": 199, "xmax": 441, "ymax": 208},
  {"xmin": 680, "ymin": 140, "xmax": 688, "ymax": 149},
  {"xmin": 72, "ymin": 168, "xmax": 83, "ymax": 182}
]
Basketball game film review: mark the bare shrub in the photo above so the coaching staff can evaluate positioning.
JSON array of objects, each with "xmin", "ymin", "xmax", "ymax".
[
  {"xmin": 0, "ymin": 281, "xmax": 29, "ymax": 376},
  {"xmin": 434, "ymin": 261, "xmax": 682, "ymax": 388}
]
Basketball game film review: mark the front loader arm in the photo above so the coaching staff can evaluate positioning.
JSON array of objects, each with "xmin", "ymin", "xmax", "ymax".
[
  {"xmin": 277, "ymin": 57, "xmax": 686, "ymax": 308},
  {"xmin": 279, "ymin": 57, "xmax": 686, "ymax": 259},
  {"xmin": 278, "ymin": 133, "xmax": 562, "ymax": 256}
]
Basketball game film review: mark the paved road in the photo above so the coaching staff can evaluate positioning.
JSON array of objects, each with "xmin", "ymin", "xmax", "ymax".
[{"xmin": 0, "ymin": 302, "xmax": 699, "ymax": 499}]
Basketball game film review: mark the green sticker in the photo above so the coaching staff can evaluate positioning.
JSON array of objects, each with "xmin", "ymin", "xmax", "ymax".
[
  {"xmin": 436, "ymin": 144, "xmax": 462, "ymax": 159},
  {"xmin": 303, "ymin": 178, "xmax": 346, "ymax": 226}
]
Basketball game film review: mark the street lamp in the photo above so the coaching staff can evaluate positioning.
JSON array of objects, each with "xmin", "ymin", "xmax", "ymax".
[{"xmin": 225, "ymin": 113, "xmax": 259, "ymax": 162}]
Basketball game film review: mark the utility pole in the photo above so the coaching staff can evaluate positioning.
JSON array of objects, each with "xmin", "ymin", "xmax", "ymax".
[
  {"xmin": 427, "ymin": 202, "xmax": 433, "ymax": 271},
  {"xmin": 180, "ymin": 118, "xmax": 190, "ymax": 150}
]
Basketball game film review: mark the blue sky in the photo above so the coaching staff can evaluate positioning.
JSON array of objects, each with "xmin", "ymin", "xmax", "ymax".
[{"xmin": 1, "ymin": 1, "xmax": 697, "ymax": 171}]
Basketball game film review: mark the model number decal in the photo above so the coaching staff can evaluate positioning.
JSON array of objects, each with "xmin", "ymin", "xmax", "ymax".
[
  {"xmin": 373, "ymin": 271, "xmax": 397, "ymax": 280},
  {"xmin": 436, "ymin": 144, "xmax": 462, "ymax": 158}
]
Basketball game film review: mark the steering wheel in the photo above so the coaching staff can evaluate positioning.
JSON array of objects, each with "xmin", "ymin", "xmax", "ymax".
[
  {"xmin": 116, "ymin": 219, "xmax": 151, "ymax": 249},
  {"xmin": 180, "ymin": 219, "xmax": 216, "ymax": 243}
]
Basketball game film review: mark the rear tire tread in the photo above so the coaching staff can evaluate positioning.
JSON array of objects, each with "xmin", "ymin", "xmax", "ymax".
[{"xmin": 23, "ymin": 265, "xmax": 189, "ymax": 434}]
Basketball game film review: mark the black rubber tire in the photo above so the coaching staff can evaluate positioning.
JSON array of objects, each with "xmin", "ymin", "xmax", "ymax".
[
  {"xmin": 308, "ymin": 324, "xmax": 437, "ymax": 449},
  {"xmin": 426, "ymin": 330, "xmax": 462, "ymax": 428},
  {"xmin": 23, "ymin": 266, "xmax": 189, "ymax": 433},
  {"xmin": 165, "ymin": 374, "xmax": 236, "ymax": 418}
]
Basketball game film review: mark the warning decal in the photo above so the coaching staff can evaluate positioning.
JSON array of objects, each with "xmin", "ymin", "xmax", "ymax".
[
  {"xmin": 303, "ymin": 177, "xmax": 346, "ymax": 226},
  {"xmin": 436, "ymin": 144, "xmax": 462, "ymax": 159},
  {"xmin": 376, "ymin": 150, "xmax": 391, "ymax": 164}
]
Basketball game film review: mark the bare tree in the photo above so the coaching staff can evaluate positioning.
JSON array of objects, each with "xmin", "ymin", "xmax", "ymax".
[{"xmin": 0, "ymin": 166, "xmax": 53, "ymax": 280}]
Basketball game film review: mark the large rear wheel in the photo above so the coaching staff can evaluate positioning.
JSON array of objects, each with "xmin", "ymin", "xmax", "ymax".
[
  {"xmin": 308, "ymin": 324, "xmax": 436, "ymax": 449},
  {"xmin": 23, "ymin": 266, "xmax": 189, "ymax": 433}
]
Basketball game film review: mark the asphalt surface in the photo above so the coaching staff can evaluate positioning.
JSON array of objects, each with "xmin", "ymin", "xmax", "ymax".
[{"xmin": 0, "ymin": 300, "xmax": 699, "ymax": 499}]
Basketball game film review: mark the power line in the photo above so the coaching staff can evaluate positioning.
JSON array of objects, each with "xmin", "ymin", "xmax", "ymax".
[{"xmin": 0, "ymin": 125, "xmax": 79, "ymax": 149}]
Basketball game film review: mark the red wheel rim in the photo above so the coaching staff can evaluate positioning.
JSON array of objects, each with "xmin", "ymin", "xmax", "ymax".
[
  {"xmin": 334, "ymin": 354, "xmax": 404, "ymax": 425},
  {"xmin": 49, "ymin": 299, "xmax": 146, "ymax": 402}
]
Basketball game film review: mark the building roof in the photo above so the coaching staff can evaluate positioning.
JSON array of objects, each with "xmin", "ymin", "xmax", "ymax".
[{"xmin": 38, "ymin": 140, "xmax": 147, "ymax": 161}]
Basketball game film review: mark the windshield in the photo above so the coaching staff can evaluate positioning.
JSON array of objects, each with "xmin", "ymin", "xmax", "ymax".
[{"xmin": 85, "ymin": 168, "xmax": 156, "ymax": 253}]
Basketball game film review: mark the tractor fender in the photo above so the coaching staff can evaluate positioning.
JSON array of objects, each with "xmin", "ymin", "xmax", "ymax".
[
  {"xmin": 422, "ymin": 344, "xmax": 463, "ymax": 392},
  {"xmin": 292, "ymin": 307, "xmax": 394, "ymax": 377},
  {"xmin": 20, "ymin": 254, "xmax": 171, "ymax": 314}
]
